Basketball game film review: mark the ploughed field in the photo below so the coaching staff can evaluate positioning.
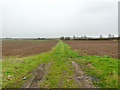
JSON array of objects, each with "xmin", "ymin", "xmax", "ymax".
[
  {"xmin": 65, "ymin": 40, "xmax": 118, "ymax": 58},
  {"xmin": 2, "ymin": 40, "xmax": 58, "ymax": 57},
  {"xmin": 2, "ymin": 40, "xmax": 118, "ymax": 88}
]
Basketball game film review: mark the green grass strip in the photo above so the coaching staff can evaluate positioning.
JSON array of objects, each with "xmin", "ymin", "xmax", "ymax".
[{"xmin": 2, "ymin": 41, "xmax": 118, "ymax": 88}]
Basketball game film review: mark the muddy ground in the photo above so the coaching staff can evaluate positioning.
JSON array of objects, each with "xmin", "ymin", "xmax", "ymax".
[
  {"xmin": 20, "ymin": 62, "xmax": 51, "ymax": 88},
  {"xmin": 65, "ymin": 40, "xmax": 118, "ymax": 58},
  {"xmin": 20, "ymin": 61, "xmax": 95, "ymax": 88}
]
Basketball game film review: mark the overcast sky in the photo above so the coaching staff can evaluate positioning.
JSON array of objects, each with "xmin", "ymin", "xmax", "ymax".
[{"xmin": 0, "ymin": 0, "xmax": 118, "ymax": 38}]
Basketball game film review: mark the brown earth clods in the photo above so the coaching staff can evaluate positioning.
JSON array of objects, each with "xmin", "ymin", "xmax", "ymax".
[
  {"xmin": 65, "ymin": 40, "xmax": 118, "ymax": 58},
  {"xmin": 2, "ymin": 40, "xmax": 58, "ymax": 57}
]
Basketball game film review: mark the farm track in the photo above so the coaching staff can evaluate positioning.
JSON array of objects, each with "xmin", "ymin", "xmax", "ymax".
[
  {"xmin": 20, "ymin": 62, "xmax": 51, "ymax": 88},
  {"xmin": 19, "ymin": 41, "xmax": 95, "ymax": 88},
  {"xmin": 3, "ymin": 41, "xmax": 118, "ymax": 88}
]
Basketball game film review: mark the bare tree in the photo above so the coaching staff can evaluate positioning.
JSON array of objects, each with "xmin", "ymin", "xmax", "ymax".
[
  {"xmin": 81, "ymin": 36, "xmax": 83, "ymax": 39},
  {"xmin": 73, "ymin": 35, "xmax": 76, "ymax": 40},
  {"xmin": 100, "ymin": 35, "xmax": 103, "ymax": 38},
  {"xmin": 112, "ymin": 35, "xmax": 114, "ymax": 38},
  {"xmin": 84, "ymin": 35, "xmax": 87, "ymax": 39},
  {"xmin": 60, "ymin": 36, "xmax": 64, "ymax": 40},
  {"xmin": 119, "ymin": 34, "xmax": 120, "ymax": 37},
  {"xmin": 65, "ymin": 37, "xmax": 70, "ymax": 40},
  {"xmin": 108, "ymin": 34, "xmax": 112, "ymax": 38}
]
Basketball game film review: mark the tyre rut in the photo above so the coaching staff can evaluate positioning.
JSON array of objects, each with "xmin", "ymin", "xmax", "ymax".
[
  {"xmin": 20, "ymin": 62, "xmax": 51, "ymax": 88},
  {"xmin": 71, "ymin": 61, "xmax": 95, "ymax": 88}
]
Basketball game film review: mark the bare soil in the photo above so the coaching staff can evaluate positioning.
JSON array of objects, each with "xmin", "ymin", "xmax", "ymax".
[
  {"xmin": 2, "ymin": 40, "xmax": 58, "ymax": 57},
  {"xmin": 65, "ymin": 40, "xmax": 118, "ymax": 58}
]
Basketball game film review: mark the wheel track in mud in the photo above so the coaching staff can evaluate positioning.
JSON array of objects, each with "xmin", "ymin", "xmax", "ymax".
[
  {"xmin": 71, "ymin": 61, "xmax": 95, "ymax": 88},
  {"xmin": 20, "ymin": 41, "xmax": 96, "ymax": 88},
  {"xmin": 20, "ymin": 62, "xmax": 51, "ymax": 88}
]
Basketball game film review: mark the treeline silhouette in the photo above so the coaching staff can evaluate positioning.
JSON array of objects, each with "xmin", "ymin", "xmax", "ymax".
[{"xmin": 60, "ymin": 34, "xmax": 118, "ymax": 40}]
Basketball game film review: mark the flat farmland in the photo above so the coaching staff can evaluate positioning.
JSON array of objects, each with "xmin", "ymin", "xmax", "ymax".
[
  {"xmin": 2, "ymin": 40, "xmax": 58, "ymax": 57},
  {"xmin": 2, "ymin": 41, "xmax": 118, "ymax": 88},
  {"xmin": 65, "ymin": 40, "xmax": 118, "ymax": 58}
]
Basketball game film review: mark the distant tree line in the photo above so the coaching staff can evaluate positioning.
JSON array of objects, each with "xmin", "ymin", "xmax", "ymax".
[
  {"xmin": 60, "ymin": 34, "xmax": 118, "ymax": 40},
  {"xmin": 37, "ymin": 38, "xmax": 45, "ymax": 40}
]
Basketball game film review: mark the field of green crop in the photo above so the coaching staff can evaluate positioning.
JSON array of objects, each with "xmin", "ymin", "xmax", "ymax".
[{"xmin": 2, "ymin": 41, "xmax": 118, "ymax": 88}]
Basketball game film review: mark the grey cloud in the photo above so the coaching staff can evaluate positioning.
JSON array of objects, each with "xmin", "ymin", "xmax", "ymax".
[{"xmin": 1, "ymin": 0, "xmax": 118, "ymax": 38}]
